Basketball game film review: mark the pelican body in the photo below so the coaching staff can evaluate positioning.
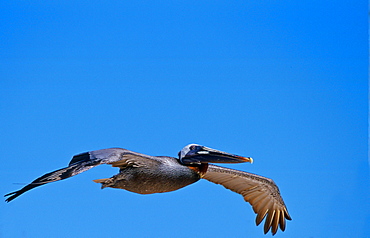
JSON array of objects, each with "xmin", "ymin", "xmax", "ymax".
[
  {"xmin": 5, "ymin": 144, "xmax": 291, "ymax": 235},
  {"xmin": 93, "ymin": 154, "xmax": 202, "ymax": 194}
]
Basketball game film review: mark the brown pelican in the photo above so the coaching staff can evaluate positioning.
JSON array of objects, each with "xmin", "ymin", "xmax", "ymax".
[{"xmin": 4, "ymin": 144, "xmax": 291, "ymax": 235}]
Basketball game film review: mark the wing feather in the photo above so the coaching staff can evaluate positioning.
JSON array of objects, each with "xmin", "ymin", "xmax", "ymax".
[
  {"xmin": 256, "ymin": 207, "xmax": 268, "ymax": 226},
  {"xmin": 202, "ymin": 164, "xmax": 291, "ymax": 235},
  {"xmin": 264, "ymin": 209, "xmax": 275, "ymax": 234},
  {"xmin": 279, "ymin": 209, "xmax": 287, "ymax": 231},
  {"xmin": 254, "ymin": 197, "xmax": 270, "ymax": 214},
  {"xmin": 271, "ymin": 209, "xmax": 280, "ymax": 235}
]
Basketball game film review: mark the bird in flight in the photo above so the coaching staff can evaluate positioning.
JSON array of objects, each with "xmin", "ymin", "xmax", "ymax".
[{"xmin": 5, "ymin": 144, "xmax": 291, "ymax": 235}]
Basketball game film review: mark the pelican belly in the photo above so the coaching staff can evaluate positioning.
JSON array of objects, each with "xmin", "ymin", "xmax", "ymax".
[{"xmin": 95, "ymin": 159, "xmax": 201, "ymax": 194}]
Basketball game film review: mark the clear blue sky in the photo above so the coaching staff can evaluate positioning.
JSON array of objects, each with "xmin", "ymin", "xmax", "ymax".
[{"xmin": 1, "ymin": 1, "xmax": 368, "ymax": 237}]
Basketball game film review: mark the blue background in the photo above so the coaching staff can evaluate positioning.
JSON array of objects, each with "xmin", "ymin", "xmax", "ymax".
[{"xmin": 1, "ymin": 1, "xmax": 368, "ymax": 237}]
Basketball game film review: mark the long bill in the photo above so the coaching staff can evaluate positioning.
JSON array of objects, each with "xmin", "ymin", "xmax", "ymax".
[{"xmin": 180, "ymin": 145, "xmax": 253, "ymax": 165}]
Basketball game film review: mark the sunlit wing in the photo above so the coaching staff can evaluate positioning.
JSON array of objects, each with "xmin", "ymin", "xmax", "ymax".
[
  {"xmin": 4, "ymin": 148, "xmax": 157, "ymax": 202},
  {"xmin": 202, "ymin": 164, "xmax": 292, "ymax": 235}
]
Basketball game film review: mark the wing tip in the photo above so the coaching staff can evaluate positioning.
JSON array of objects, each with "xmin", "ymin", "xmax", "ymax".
[
  {"xmin": 256, "ymin": 207, "xmax": 292, "ymax": 235},
  {"xmin": 4, "ymin": 191, "xmax": 19, "ymax": 203}
]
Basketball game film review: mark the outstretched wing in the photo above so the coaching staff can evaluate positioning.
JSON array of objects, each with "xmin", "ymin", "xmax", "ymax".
[
  {"xmin": 202, "ymin": 164, "xmax": 291, "ymax": 235},
  {"xmin": 4, "ymin": 148, "xmax": 156, "ymax": 202}
]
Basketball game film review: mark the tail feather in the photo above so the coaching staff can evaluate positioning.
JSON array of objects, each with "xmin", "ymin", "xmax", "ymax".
[
  {"xmin": 92, "ymin": 178, "xmax": 110, "ymax": 183},
  {"xmin": 92, "ymin": 178, "xmax": 113, "ymax": 189}
]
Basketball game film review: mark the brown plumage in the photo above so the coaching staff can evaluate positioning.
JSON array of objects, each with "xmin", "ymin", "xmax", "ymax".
[{"xmin": 203, "ymin": 164, "xmax": 291, "ymax": 234}]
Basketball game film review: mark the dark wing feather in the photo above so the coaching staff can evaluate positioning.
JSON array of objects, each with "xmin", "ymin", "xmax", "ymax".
[
  {"xmin": 4, "ymin": 148, "xmax": 156, "ymax": 202},
  {"xmin": 202, "ymin": 164, "xmax": 291, "ymax": 235},
  {"xmin": 5, "ymin": 163, "xmax": 83, "ymax": 202}
]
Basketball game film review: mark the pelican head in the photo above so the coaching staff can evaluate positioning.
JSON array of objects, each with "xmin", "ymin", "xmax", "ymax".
[{"xmin": 178, "ymin": 144, "xmax": 253, "ymax": 165}]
